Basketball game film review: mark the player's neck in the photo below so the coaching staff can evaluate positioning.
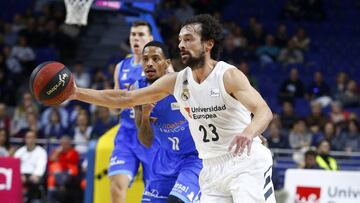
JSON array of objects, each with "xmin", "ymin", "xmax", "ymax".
[
  {"xmin": 133, "ymin": 54, "xmax": 142, "ymax": 65},
  {"xmin": 192, "ymin": 59, "xmax": 217, "ymax": 84}
]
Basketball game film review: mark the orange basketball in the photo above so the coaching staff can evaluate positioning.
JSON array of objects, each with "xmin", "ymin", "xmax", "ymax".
[{"xmin": 29, "ymin": 61, "xmax": 75, "ymax": 106}]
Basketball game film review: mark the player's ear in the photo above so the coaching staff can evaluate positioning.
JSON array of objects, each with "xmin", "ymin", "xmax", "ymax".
[
  {"xmin": 149, "ymin": 35, "xmax": 154, "ymax": 41},
  {"xmin": 165, "ymin": 59, "xmax": 171, "ymax": 66},
  {"xmin": 205, "ymin": 39, "xmax": 214, "ymax": 52}
]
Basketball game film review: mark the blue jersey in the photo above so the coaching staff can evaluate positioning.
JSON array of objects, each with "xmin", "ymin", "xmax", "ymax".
[
  {"xmin": 117, "ymin": 56, "xmax": 144, "ymax": 129},
  {"xmin": 137, "ymin": 78, "xmax": 197, "ymax": 155}
]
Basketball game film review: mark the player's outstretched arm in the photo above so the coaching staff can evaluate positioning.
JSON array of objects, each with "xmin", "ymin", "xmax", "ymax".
[
  {"xmin": 225, "ymin": 68, "xmax": 273, "ymax": 155},
  {"xmin": 70, "ymin": 73, "xmax": 177, "ymax": 109}
]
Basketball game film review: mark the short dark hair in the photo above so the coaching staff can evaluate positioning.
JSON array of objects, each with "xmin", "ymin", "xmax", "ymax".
[
  {"xmin": 132, "ymin": 20, "xmax": 152, "ymax": 35},
  {"xmin": 143, "ymin": 41, "xmax": 170, "ymax": 59},
  {"xmin": 182, "ymin": 14, "xmax": 224, "ymax": 60},
  {"xmin": 305, "ymin": 150, "xmax": 317, "ymax": 157}
]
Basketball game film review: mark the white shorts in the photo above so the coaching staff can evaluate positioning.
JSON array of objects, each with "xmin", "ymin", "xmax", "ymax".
[{"xmin": 199, "ymin": 142, "xmax": 276, "ymax": 203}]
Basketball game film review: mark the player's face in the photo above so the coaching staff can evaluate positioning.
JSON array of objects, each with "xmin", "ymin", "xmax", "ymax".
[
  {"xmin": 178, "ymin": 24, "xmax": 206, "ymax": 69},
  {"xmin": 130, "ymin": 25, "xmax": 153, "ymax": 55},
  {"xmin": 142, "ymin": 46, "xmax": 169, "ymax": 83}
]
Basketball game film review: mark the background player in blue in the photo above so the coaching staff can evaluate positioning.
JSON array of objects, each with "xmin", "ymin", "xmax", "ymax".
[
  {"xmin": 108, "ymin": 20, "xmax": 154, "ymax": 203},
  {"xmin": 133, "ymin": 41, "xmax": 202, "ymax": 203}
]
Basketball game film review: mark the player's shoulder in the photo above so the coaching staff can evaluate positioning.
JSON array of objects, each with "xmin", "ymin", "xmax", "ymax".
[
  {"xmin": 115, "ymin": 54, "xmax": 133, "ymax": 66},
  {"xmin": 217, "ymin": 61, "xmax": 237, "ymax": 71}
]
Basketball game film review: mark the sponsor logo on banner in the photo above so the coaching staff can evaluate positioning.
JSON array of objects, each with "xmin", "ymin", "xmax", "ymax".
[
  {"xmin": 296, "ymin": 186, "xmax": 321, "ymax": 203},
  {"xmin": 285, "ymin": 169, "xmax": 360, "ymax": 203},
  {"xmin": 0, "ymin": 167, "xmax": 12, "ymax": 190}
]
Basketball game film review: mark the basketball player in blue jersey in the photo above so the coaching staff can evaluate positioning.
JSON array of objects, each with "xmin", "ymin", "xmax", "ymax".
[
  {"xmin": 133, "ymin": 41, "xmax": 201, "ymax": 203},
  {"xmin": 71, "ymin": 14, "xmax": 276, "ymax": 203},
  {"xmin": 109, "ymin": 20, "xmax": 154, "ymax": 203}
]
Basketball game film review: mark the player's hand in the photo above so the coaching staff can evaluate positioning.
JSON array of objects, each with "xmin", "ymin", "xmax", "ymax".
[
  {"xmin": 142, "ymin": 103, "xmax": 155, "ymax": 116},
  {"xmin": 228, "ymin": 133, "xmax": 253, "ymax": 156},
  {"xmin": 68, "ymin": 82, "xmax": 78, "ymax": 100}
]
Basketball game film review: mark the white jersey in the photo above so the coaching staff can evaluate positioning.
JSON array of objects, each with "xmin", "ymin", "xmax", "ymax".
[{"xmin": 174, "ymin": 61, "xmax": 261, "ymax": 159}]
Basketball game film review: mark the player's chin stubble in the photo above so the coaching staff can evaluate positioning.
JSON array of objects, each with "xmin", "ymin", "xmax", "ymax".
[{"xmin": 183, "ymin": 51, "xmax": 206, "ymax": 70}]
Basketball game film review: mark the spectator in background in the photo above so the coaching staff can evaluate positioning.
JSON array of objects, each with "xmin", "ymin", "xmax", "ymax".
[
  {"xmin": 278, "ymin": 68, "xmax": 305, "ymax": 104},
  {"xmin": 73, "ymin": 61, "xmax": 91, "ymax": 88},
  {"xmin": 3, "ymin": 23, "xmax": 18, "ymax": 46},
  {"xmin": 292, "ymin": 27, "xmax": 310, "ymax": 51},
  {"xmin": 0, "ymin": 68, "xmax": 15, "ymax": 105},
  {"xmin": 3, "ymin": 45, "xmax": 23, "ymax": 78},
  {"xmin": 0, "ymin": 128, "xmax": 10, "ymax": 156},
  {"xmin": 73, "ymin": 112, "xmax": 92, "ymax": 155},
  {"xmin": 91, "ymin": 68, "xmax": 109, "ymax": 90},
  {"xmin": 18, "ymin": 17, "xmax": 41, "ymax": 47},
  {"xmin": 306, "ymin": 102, "xmax": 327, "ymax": 130},
  {"xmin": 280, "ymin": 101, "xmax": 299, "ymax": 130},
  {"xmin": 10, "ymin": 35, "xmax": 36, "ymax": 75},
  {"xmin": 233, "ymin": 26, "xmax": 248, "ymax": 49},
  {"xmin": 329, "ymin": 101, "xmax": 350, "ymax": 125},
  {"xmin": 41, "ymin": 105, "xmax": 69, "ymax": 130},
  {"xmin": 16, "ymin": 111, "xmax": 43, "ymax": 138},
  {"xmin": 333, "ymin": 72, "xmax": 348, "ymax": 98},
  {"xmin": 48, "ymin": 135, "xmax": 80, "ymax": 203},
  {"xmin": 220, "ymin": 33, "xmax": 245, "ymax": 64},
  {"xmin": 265, "ymin": 122, "xmax": 289, "ymax": 149},
  {"xmin": 0, "ymin": 103, "xmax": 11, "ymax": 132},
  {"xmin": 12, "ymin": 92, "xmax": 38, "ymax": 136},
  {"xmin": 92, "ymin": 106, "xmax": 117, "ymax": 139},
  {"xmin": 14, "ymin": 131, "xmax": 47, "ymax": 203},
  {"xmin": 307, "ymin": 71, "xmax": 332, "ymax": 107},
  {"xmin": 337, "ymin": 80, "xmax": 360, "ymax": 108},
  {"xmin": 174, "ymin": 0, "xmax": 194, "ymax": 23},
  {"xmin": 289, "ymin": 119, "xmax": 312, "ymax": 150},
  {"xmin": 278, "ymin": 39, "xmax": 304, "ymax": 65},
  {"xmin": 303, "ymin": 150, "xmax": 321, "ymax": 169},
  {"xmin": 275, "ymin": 24, "xmax": 289, "ymax": 48},
  {"xmin": 321, "ymin": 122, "xmax": 343, "ymax": 151},
  {"xmin": 248, "ymin": 23, "xmax": 266, "ymax": 51},
  {"xmin": 246, "ymin": 16, "xmax": 259, "ymax": 38},
  {"xmin": 342, "ymin": 119, "xmax": 360, "ymax": 152},
  {"xmin": 256, "ymin": 34, "xmax": 280, "ymax": 65},
  {"xmin": 12, "ymin": 14, "xmax": 26, "ymax": 33},
  {"xmin": 42, "ymin": 108, "xmax": 67, "ymax": 139},
  {"xmin": 237, "ymin": 61, "xmax": 258, "ymax": 89},
  {"xmin": 316, "ymin": 140, "xmax": 338, "ymax": 170}
]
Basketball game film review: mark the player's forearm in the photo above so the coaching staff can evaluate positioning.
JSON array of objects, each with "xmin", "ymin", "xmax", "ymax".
[
  {"xmin": 138, "ymin": 115, "xmax": 154, "ymax": 148},
  {"xmin": 73, "ymin": 87, "xmax": 133, "ymax": 109},
  {"xmin": 243, "ymin": 104, "xmax": 273, "ymax": 137}
]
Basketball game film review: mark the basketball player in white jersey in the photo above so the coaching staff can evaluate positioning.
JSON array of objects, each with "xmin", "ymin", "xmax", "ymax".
[{"xmin": 70, "ymin": 14, "xmax": 276, "ymax": 203}]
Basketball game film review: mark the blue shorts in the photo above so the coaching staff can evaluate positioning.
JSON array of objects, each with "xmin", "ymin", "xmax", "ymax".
[
  {"xmin": 142, "ymin": 149, "xmax": 202, "ymax": 203},
  {"xmin": 108, "ymin": 126, "xmax": 156, "ymax": 186}
]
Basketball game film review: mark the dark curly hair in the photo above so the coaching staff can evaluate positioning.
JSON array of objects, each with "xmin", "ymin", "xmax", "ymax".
[{"xmin": 182, "ymin": 14, "xmax": 224, "ymax": 60}]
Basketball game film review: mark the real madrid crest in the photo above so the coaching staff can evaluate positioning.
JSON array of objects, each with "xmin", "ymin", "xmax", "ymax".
[{"xmin": 181, "ymin": 88, "xmax": 190, "ymax": 101}]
